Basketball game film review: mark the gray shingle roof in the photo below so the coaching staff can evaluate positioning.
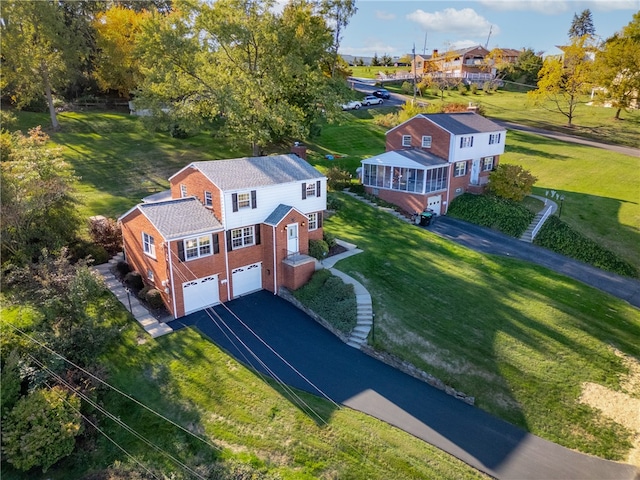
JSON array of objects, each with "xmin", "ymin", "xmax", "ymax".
[
  {"xmin": 419, "ymin": 112, "xmax": 504, "ymax": 135},
  {"xmin": 264, "ymin": 204, "xmax": 294, "ymax": 226},
  {"xmin": 187, "ymin": 154, "xmax": 324, "ymax": 191},
  {"xmin": 396, "ymin": 149, "xmax": 447, "ymax": 166},
  {"xmin": 139, "ymin": 197, "xmax": 222, "ymax": 240}
]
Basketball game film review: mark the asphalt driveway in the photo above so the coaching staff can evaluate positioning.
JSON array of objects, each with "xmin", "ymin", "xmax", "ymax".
[{"xmin": 168, "ymin": 291, "xmax": 638, "ymax": 480}]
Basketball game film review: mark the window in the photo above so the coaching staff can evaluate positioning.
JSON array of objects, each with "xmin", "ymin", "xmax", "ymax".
[
  {"xmin": 308, "ymin": 212, "xmax": 318, "ymax": 231},
  {"xmin": 231, "ymin": 227, "xmax": 254, "ymax": 249},
  {"xmin": 460, "ymin": 136, "xmax": 474, "ymax": 148},
  {"xmin": 142, "ymin": 232, "xmax": 155, "ymax": 258},
  {"xmin": 232, "ymin": 190, "xmax": 257, "ymax": 211},
  {"xmin": 306, "ymin": 182, "xmax": 316, "ymax": 198},
  {"xmin": 147, "ymin": 269, "xmax": 154, "ymax": 282},
  {"xmin": 204, "ymin": 191, "xmax": 213, "ymax": 207},
  {"xmin": 454, "ymin": 161, "xmax": 467, "ymax": 177},
  {"xmin": 482, "ymin": 156, "xmax": 494, "ymax": 171},
  {"xmin": 180, "ymin": 184, "xmax": 187, "ymax": 198},
  {"xmin": 237, "ymin": 192, "xmax": 250, "ymax": 209},
  {"xmin": 421, "ymin": 136, "xmax": 432, "ymax": 148},
  {"xmin": 184, "ymin": 235, "xmax": 212, "ymax": 260},
  {"xmin": 489, "ymin": 133, "xmax": 501, "ymax": 145},
  {"xmin": 402, "ymin": 135, "xmax": 412, "ymax": 147}
]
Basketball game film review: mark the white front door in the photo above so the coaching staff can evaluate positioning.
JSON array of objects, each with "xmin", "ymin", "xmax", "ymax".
[
  {"xmin": 287, "ymin": 223, "xmax": 299, "ymax": 254},
  {"xmin": 182, "ymin": 275, "xmax": 219, "ymax": 315},
  {"xmin": 232, "ymin": 263, "xmax": 262, "ymax": 297},
  {"xmin": 427, "ymin": 195, "xmax": 442, "ymax": 215},
  {"xmin": 470, "ymin": 159, "xmax": 480, "ymax": 185}
]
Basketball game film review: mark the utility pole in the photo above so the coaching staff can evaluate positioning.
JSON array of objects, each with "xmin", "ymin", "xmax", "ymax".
[
  {"xmin": 423, "ymin": 31, "xmax": 428, "ymax": 55},
  {"xmin": 485, "ymin": 25, "xmax": 493, "ymax": 49},
  {"xmin": 412, "ymin": 43, "xmax": 417, "ymax": 103}
]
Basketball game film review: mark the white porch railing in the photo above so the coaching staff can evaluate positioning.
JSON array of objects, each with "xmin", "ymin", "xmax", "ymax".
[{"xmin": 532, "ymin": 203, "xmax": 553, "ymax": 240}]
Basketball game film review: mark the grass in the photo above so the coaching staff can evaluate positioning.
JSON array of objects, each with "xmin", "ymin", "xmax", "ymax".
[
  {"xmin": 0, "ymin": 302, "xmax": 488, "ymax": 480},
  {"xmin": 349, "ymin": 65, "xmax": 411, "ymax": 79},
  {"xmin": 323, "ymin": 194, "xmax": 640, "ymax": 460}
]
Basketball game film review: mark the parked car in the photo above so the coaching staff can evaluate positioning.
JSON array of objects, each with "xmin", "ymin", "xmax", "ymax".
[
  {"xmin": 362, "ymin": 95, "xmax": 384, "ymax": 106},
  {"xmin": 341, "ymin": 100, "xmax": 362, "ymax": 111},
  {"xmin": 372, "ymin": 89, "xmax": 390, "ymax": 99}
]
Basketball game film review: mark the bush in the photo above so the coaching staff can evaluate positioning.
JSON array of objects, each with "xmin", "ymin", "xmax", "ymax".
[
  {"xmin": 401, "ymin": 81, "xmax": 413, "ymax": 94},
  {"xmin": 124, "ymin": 271, "xmax": 144, "ymax": 293},
  {"xmin": 470, "ymin": 83, "xmax": 479, "ymax": 95},
  {"xmin": 70, "ymin": 240, "xmax": 109, "ymax": 265},
  {"xmin": 145, "ymin": 288, "xmax": 165, "ymax": 310},
  {"xmin": 88, "ymin": 217, "xmax": 122, "ymax": 256},
  {"xmin": 326, "ymin": 193, "xmax": 344, "ymax": 211},
  {"xmin": 347, "ymin": 183, "xmax": 365, "ymax": 195},
  {"xmin": 488, "ymin": 164, "xmax": 537, "ymax": 202},
  {"xmin": 447, "ymin": 193, "xmax": 535, "ymax": 237},
  {"xmin": 534, "ymin": 216, "xmax": 638, "ymax": 278},
  {"xmin": 323, "ymin": 231, "xmax": 337, "ymax": 249},
  {"xmin": 309, "ymin": 239, "xmax": 329, "ymax": 260},
  {"xmin": 325, "ymin": 166, "xmax": 352, "ymax": 191},
  {"xmin": 457, "ymin": 83, "xmax": 468, "ymax": 95},
  {"xmin": 116, "ymin": 260, "xmax": 131, "ymax": 277}
]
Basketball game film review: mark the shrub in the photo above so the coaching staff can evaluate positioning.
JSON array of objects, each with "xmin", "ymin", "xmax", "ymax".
[
  {"xmin": 325, "ymin": 166, "xmax": 352, "ymax": 191},
  {"xmin": 457, "ymin": 83, "xmax": 468, "ymax": 95},
  {"xmin": 488, "ymin": 164, "xmax": 537, "ymax": 202},
  {"xmin": 534, "ymin": 216, "xmax": 638, "ymax": 278},
  {"xmin": 401, "ymin": 81, "xmax": 413, "ymax": 94},
  {"xmin": 145, "ymin": 288, "xmax": 165, "ymax": 310},
  {"xmin": 124, "ymin": 271, "xmax": 144, "ymax": 293},
  {"xmin": 309, "ymin": 239, "xmax": 329, "ymax": 260},
  {"xmin": 88, "ymin": 217, "xmax": 122, "ymax": 256},
  {"xmin": 323, "ymin": 231, "xmax": 337, "ymax": 249},
  {"xmin": 326, "ymin": 193, "xmax": 344, "ymax": 211},
  {"xmin": 116, "ymin": 260, "xmax": 131, "ymax": 277},
  {"xmin": 347, "ymin": 183, "xmax": 365, "ymax": 195},
  {"xmin": 70, "ymin": 240, "xmax": 109, "ymax": 265},
  {"xmin": 470, "ymin": 83, "xmax": 479, "ymax": 95}
]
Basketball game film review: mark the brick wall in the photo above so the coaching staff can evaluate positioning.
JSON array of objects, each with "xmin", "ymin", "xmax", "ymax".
[
  {"xmin": 170, "ymin": 168, "xmax": 224, "ymax": 222},
  {"xmin": 386, "ymin": 117, "xmax": 451, "ymax": 160}
]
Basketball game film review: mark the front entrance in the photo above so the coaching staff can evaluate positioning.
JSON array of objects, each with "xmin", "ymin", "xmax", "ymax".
[
  {"xmin": 182, "ymin": 275, "xmax": 220, "ymax": 315},
  {"xmin": 287, "ymin": 223, "xmax": 299, "ymax": 255},
  {"xmin": 232, "ymin": 262, "xmax": 262, "ymax": 298},
  {"xmin": 470, "ymin": 159, "xmax": 480, "ymax": 185},
  {"xmin": 427, "ymin": 195, "xmax": 442, "ymax": 215}
]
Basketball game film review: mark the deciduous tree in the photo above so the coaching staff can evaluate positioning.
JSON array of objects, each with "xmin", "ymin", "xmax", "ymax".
[
  {"xmin": 319, "ymin": 0, "xmax": 357, "ymax": 78},
  {"xmin": 488, "ymin": 164, "xmax": 537, "ymax": 202}
]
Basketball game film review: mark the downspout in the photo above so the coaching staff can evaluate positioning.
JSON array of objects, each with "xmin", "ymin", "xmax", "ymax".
[
  {"xmin": 272, "ymin": 225, "xmax": 278, "ymax": 295},
  {"xmin": 167, "ymin": 240, "xmax": 178, "ymax": 319},
  {"xmin": 224, "ymin": 237, "xmax": 231, "ymax": 301}
]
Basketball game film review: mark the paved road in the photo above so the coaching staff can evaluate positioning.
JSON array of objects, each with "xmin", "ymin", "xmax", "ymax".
[
  {"xmin": 428, "ymin": 216, "xmax": 640, "ymax": 309},
  {"xmin": 168, "ymin": 291, "xmax": 639, "ymax": 480}
]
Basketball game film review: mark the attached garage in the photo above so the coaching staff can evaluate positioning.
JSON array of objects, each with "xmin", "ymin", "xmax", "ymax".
[
  {"xmin": 182, "ymin": 275, "xmax": 220, "ymax": 315},
  {"xmin": 232, "ymin": 262, "xmax": 262, "ymax": 298}
]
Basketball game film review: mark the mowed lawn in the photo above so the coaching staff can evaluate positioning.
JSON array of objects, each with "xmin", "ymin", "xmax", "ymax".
[{"xmin": 324, "ymin": 194, "xmax": 640, "ymax": 460}]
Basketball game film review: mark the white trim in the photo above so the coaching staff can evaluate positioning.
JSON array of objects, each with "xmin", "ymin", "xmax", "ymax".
[
  {"xmin": 272, "ymin": 225, "xmax": 277, "ymax": 294},
  {"xmin": 168, "ymin": 240, "xmax": 178, "ymax": 319}
]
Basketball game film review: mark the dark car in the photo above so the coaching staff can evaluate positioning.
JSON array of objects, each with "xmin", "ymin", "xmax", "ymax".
[{"xmin": 372, "ymin": 89, "xmax": 390, "ymax": 99}]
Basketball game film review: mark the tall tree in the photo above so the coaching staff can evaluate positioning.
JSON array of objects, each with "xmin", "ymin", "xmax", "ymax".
[
  {"xmin": 93, "ymin": 6, "xmax": 151, "ymax": 97},
  {"xmin": 592, "ymin": 12, "xmax": 640, "ymax": 119},
  {"xmin": 528, "ymin": 36, "xmax": 593, "ymax": 126},
  {"xmin": 0, "ymin": 1, "xmax": 85, "ymax": 129},
  {"xmin": 569, "ymin": 9, "xmax": 595, "ymax": 39},
  {"xmin": 136, "ymin": 0, "xmax": 344, "ymax": 155},
  {"xmin": 319, "ymin": 0, "xmax": 357, "ymax": 78}
]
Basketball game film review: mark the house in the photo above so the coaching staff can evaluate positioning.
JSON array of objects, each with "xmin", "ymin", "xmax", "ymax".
[
  {"xmin": 360, "ymin": 112, "xmax": 506, "ymax": 215},
  {"xmin": 119, "ymin": 153, "xmax": 326, "ymax": 319},
  {"xmin": 412, "ymin": 46, "xmax": 495, "ymax": 85}
]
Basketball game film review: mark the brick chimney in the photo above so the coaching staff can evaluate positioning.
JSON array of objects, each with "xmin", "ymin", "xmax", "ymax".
[
  {"xmin": 432, "ymin": 49, "xmax": 438, "ymax": 58},
  {"xmin": 291, "ymin": 142, "xmax": 307, "ymax": 160}
]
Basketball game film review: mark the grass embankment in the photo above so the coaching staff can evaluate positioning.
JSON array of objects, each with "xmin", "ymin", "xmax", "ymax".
[
  {"xmin": 324, "ymin": 193, "xmax": 640, "ymax": 461},
  {"xmin": 1, "ymin": 303, "xmax": 487, "ymax": 480}
]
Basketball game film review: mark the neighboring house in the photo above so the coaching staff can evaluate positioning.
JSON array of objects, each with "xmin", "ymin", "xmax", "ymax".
[
  {"xmin": 119, "ymin": 153, "xmax": 326, "ymax": 319},
  {"xmin": 360, "ymin": 112, "xmax": 506, "ymax": 215},
  {"xmin": 412, "ymin": 46, "xmax": 495, "ymax": 85}
]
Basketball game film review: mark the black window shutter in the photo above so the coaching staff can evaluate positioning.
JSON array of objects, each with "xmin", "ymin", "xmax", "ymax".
[
  {"xmin": 213, "ymin": 233, "xmax": 219, "ymax": 254},
  {"xmin": 317, "ymin": 212, "xmax": 323, "ymax": 228},
  {"xmin": 301, "ymin": 182, "xmax": 307, "ymax": 199},
  {"xmin": 251, "ymin": 190, "xmax": 257, "ymax": 209},
  {"xmin": 226, "ymin": 230, "xmax": 233, "ymax": 251},
  {"xmin": 470, "ymin": 136, "xmax": 474, "ymax": 147},
  {"xmin": 177, "ymin": 241, "xmax": 185, "ymax": 261},
  {"xmin": 232, "ymin": 193, "xmax": 238, "ymax": 212},
  {"xmin": 316, "ymin": 180, "xmax": 321, "ymax": 197},
  {"xmin": 254, "ymin": 224, "xmax": 261, "ymax": 245}
]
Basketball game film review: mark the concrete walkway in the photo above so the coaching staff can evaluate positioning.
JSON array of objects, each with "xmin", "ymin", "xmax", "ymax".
[{"xmin": 93, "ymin": 253, "xmax": 173, "ymax": 338}]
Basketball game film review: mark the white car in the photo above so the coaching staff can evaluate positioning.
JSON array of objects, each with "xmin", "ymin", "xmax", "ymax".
[
  {"xmin": 362, "ymin": 95, "xmax": 383, "ymax": 106},
  {"xmin": 341, "ymin": 100, "xmax": 362, "ymax": 110}
]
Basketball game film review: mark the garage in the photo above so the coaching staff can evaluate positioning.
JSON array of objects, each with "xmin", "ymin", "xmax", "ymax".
[
  {"xmin": 182, "ymin": 275, "xmax": 220, "ymax": 315},
  {"xmin": 232, "ymin": 262, "xmax": 262, "ymax": 297}
]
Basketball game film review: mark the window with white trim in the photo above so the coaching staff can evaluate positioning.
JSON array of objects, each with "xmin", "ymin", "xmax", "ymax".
[
  {"xmin": 231, "ymin": 227, "xmax": 254, "ymax": 249},
  {"xmin": 421, "ymin": 135, "xmax": 432, "ymax": 148},
  {"xmin": 482, "ymin": 156, "xmax": 494, "ymax": 171},
  {"xmin": 180, "ymin": 184, "xmax": 187, "ymax": 198},
  {"xmin": 142, "ymin": 232, "xmax": 156, "ymax": 258},
  {"xmin": 402, "ymin": 135, "xmax": 412, "ymax": 147},
  {"xmin": 308, "ymin": 212, "xmax": 318, "ymax": 231},
  {"xmin": 184, "ymin": 235, "xmax": 212, "ymax": 260},
  {"xmin": 204, "ymin": 191, "xmax": 213, "ymax": 207},
  {"xmin": 489, "ymin": 133, "xmax": 501, "ymax": 145},
  {"xmin": 454, "ymin": 161, "xmax": 467, "ymax": 177},
  {"xmin": 460, "ymin": 136, "xmax": 473, "ymax": 148},
  {"xmin": 306, "ymin": 182, "xmax": 316, "ymax": 198},
  {"xmin": 237, "ymin": 192, "xmax": 250, "ymax": 209},
  {"xmin": 147, "ymin": 269, "xmax": 154, "ymax": 282}
]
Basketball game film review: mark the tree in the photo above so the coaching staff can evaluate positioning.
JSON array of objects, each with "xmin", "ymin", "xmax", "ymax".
[
  {"xmin": 381, "ymin": 54, "xmax": 393, "ymax": 67},
  {"xmin": 93, "ymin": 6, "xmax": 151, "ymax": 97},
  {"xmin": 569, "ymin": 9, "xmax": 595, "ymax": 39},
  {"xmin": 371, "ymin": 52, "xmax": 381, "ymax": 67},
  {"xmin": 592, "ymin": 12, "xmax": 640, "ymax": 119},
  {"xmin": 0, "ymin": 1, "xmax": 86, "ymax": 129},
  {"xmin": 319, "ymin": 0, "xmax": 357, "ymax": 78},
  {"xmin": 1, "ymin": 128, "xmax": 79, "ymax": 264},
  {"xmin": 488, "ymin": 164, "xmax": 537, "ymax": 202},
  {"xmin": 1, "ymin": 386, "xmax": 82, "ymax": 472},
  {"xmin": 528, "ymin": 36, "xmax": 593, "ymax": 126},
  {"xmin": 136, "ymin": 0, "xmax": 345, "ymax": 155}
]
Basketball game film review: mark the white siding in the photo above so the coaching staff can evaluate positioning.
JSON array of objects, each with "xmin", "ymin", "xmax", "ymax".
[
  {"xmin": 450, "ymin": 131, "xmax": 506, "ymax": 163},
  {"xmin": 223, "ymin": 180, "xmax": 326, "ymax": 229}
]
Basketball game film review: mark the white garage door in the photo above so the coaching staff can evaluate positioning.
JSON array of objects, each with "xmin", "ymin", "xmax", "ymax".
[
  {"xmin": 182, "ymin": 275, "xmax": 220, "ymax": 315},
  {"xmin": 232, "ymin": 262, "xmax": 262, "ymax": 298},
  {"xmin": 427, "ymin": 195, "xmax": 442, "ymax": 215}
]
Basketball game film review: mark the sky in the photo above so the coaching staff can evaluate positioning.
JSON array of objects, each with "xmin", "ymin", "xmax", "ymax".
[{"xmin": 338, "ymin": 0, "xmax": 640, "ymax": 59}]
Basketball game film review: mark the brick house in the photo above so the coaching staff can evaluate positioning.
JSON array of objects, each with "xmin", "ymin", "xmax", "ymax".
[
  {"xmin": 119, "ymin": 154, "xmax": 326, "ymax": 319},
  {"xmin": 360, "ymin": 112, "xmax": 506, "ymax": 215}
]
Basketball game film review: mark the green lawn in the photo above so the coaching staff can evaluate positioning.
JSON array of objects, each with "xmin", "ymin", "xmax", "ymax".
[
  {"xmin": 1, "ymin": 304, "xmax": 487, "ymax": 480},
  {"xmin": 349, "ymin": 65, "xmax": 411, "ymax": 79},
  {"xmin": 323, "ymin": 194, "xmax": 640, "ymax": 460}
]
